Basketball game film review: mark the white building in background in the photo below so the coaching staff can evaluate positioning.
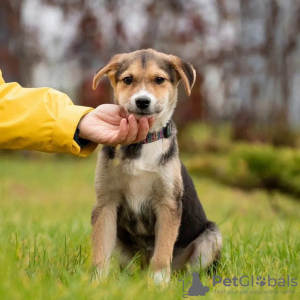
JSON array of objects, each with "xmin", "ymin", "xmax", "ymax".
[
  {"xmin": 21, "ymin": 0, "xmax": 82, "ymax": 102},
  {"xmin": 19, "ymin": 0, "xmax": 300, "ymax": 127}
]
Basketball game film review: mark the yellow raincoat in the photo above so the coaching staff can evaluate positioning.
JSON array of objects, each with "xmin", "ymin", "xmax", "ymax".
[{"xmin": 0, "ymin": 70, "xmax": 97, "ymax": 157}]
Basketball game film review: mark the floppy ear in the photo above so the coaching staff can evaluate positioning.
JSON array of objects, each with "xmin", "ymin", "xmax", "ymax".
[
  {"xmin": 92, "ymin": 55, "xmax": 120, "ymax": 90},
  {"xmin": 169, "ymin": 56, "xmax": 196, "ymax": 96}
]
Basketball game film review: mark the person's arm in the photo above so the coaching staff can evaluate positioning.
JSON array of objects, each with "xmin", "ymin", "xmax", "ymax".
[
  {"xmin": 0, "ymin": 70, "xmax": 97, "ymax": 157},
  {"xmin": 0, "ymin": 71, "xmax": 154, "ymax": 156}
]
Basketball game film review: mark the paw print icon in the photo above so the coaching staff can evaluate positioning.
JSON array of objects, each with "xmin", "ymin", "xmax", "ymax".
[{"xmin": 256, "ymin": 276, "xmax": 266, "ymax": 286}]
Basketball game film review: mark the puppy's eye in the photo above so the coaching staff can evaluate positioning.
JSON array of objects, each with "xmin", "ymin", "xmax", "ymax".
[
  {"xmin": 123, "ymin": 76, "xmax": 133, "ymax": 85},
  {"xmin": 155, "ymin": 77, "xmax": 165, "ymax": 84}
]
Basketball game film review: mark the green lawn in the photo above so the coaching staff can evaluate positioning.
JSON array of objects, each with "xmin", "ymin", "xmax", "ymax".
[{"xmin": 0, "ymin": 153, "xmax": 299, "ymax": 299}]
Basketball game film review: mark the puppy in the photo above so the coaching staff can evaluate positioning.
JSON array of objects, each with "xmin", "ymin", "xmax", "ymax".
[{"xmin": 91, "ymin": 49, "xmax": 222, "ymax": 284}]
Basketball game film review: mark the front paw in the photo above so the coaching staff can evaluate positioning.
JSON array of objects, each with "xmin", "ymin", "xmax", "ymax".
[
  {"xmin": 149, "ymin": 258, "xmax": 171, "ymax": 285},
  {"xmin": 151, "ymin": 269, "xmax": 170, "ymax": 285}
]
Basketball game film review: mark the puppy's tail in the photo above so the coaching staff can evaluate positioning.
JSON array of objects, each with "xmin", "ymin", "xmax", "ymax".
[
  {"xmin": 172, "ymin": 221, "xmax": 222, "ymax": 272},
  {"xmin": 190, "ymin": 221, "xmax": 222, "ymax": 270}
]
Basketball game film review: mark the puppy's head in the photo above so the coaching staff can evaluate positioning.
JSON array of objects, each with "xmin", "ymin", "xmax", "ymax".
[{"xmin": 93, "ymin": 49, "xmax": 196, "ymax": 126}]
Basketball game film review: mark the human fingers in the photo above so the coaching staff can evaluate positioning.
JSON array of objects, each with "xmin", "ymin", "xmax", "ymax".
[
  {"xmin": 114, "ymin": 118, "xmax": 128, "ymax": 145},
  {"xmin": 122, "ymin": 115, "xmax": 138, "ymax": 144},
  {"xmin": 134, "ymin": 117, "xmax": 150, "ymax": 143},
  {"xmin": 148, "ymin": 117, "xmax": 155, "ymax": 129}
]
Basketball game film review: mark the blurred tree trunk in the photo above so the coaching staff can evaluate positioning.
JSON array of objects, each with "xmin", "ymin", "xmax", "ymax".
[
  {"xmin": 0, "ymin": 0, "xmax": 25, "ymax": 83},
  {"xmin": 233, "ymin": 0, "xmax": 300, "ymax": 143}
]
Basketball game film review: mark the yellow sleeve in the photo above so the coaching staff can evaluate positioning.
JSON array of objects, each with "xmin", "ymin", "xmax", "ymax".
[{"xmin": 0, "ymin": 70, "xmax": 97, "ymax": 157}]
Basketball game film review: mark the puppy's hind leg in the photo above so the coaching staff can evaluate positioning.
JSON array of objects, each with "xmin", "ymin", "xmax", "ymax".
[{"xmin": 172, "ymin": 244, "xmax": 194, "ymax": 272}]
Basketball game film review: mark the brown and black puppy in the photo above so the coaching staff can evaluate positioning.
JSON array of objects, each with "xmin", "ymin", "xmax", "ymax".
[{"xmin": 91, "ymin": 49, "xmax": 222, "ymax": 284}]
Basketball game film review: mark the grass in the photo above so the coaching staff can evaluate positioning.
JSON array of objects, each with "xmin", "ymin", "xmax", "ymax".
[{"xmin": 0, "ymin": 152, "xmax": 299, "ymax": 299}]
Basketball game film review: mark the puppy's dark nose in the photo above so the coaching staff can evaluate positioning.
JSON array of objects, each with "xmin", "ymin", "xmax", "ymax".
[{"xmin": 135, "ymin": 97, "xmax": 150, "ymax": 109}]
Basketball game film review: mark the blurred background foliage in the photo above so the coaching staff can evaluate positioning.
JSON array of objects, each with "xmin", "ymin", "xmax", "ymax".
[
  {"xmin": 181, "ymin": 123, "xmax": 300, "ymax": 199},
  {"xmin": 1, "ymin": 0, "xmax": 300, "ymax": 199}
]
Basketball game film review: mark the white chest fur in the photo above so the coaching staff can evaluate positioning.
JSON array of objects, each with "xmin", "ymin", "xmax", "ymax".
[
  {"xmin": 97, "ymin": 138, "xmax": 174, "ymax": 215},
  {"xmin": 122, "ymin": 140, "xmax": 165, "ymax": 175},
  {"xmin": 121, "ymin": 141, "xmax": 164, "ymax": 213},
  {"xmin": 117, "ymin": 139, "xmax": 170, "ymax": 214}
]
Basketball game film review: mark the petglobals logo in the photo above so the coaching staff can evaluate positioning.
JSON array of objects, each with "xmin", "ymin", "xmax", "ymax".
[
  {"xmin": 179, "ymin": 272, "xmax": 210, "ymax": 298},
  {"xmin": 213, "ymin": 275, "xmax": 298, "ymax": 287},
  {"xmin": 179, "ymin": 273, "xmax": 298, "ymax": 298}
]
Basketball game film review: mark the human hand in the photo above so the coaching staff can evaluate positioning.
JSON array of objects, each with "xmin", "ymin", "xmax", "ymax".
[{"xmin": 78, "ymin": 104, "xmax": 155, "ymax": 146}]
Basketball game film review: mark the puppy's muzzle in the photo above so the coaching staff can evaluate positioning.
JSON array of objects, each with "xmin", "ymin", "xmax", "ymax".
[{"xmin": 135, "ymin": 97, "xmax": 151, "ymax": 110}]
